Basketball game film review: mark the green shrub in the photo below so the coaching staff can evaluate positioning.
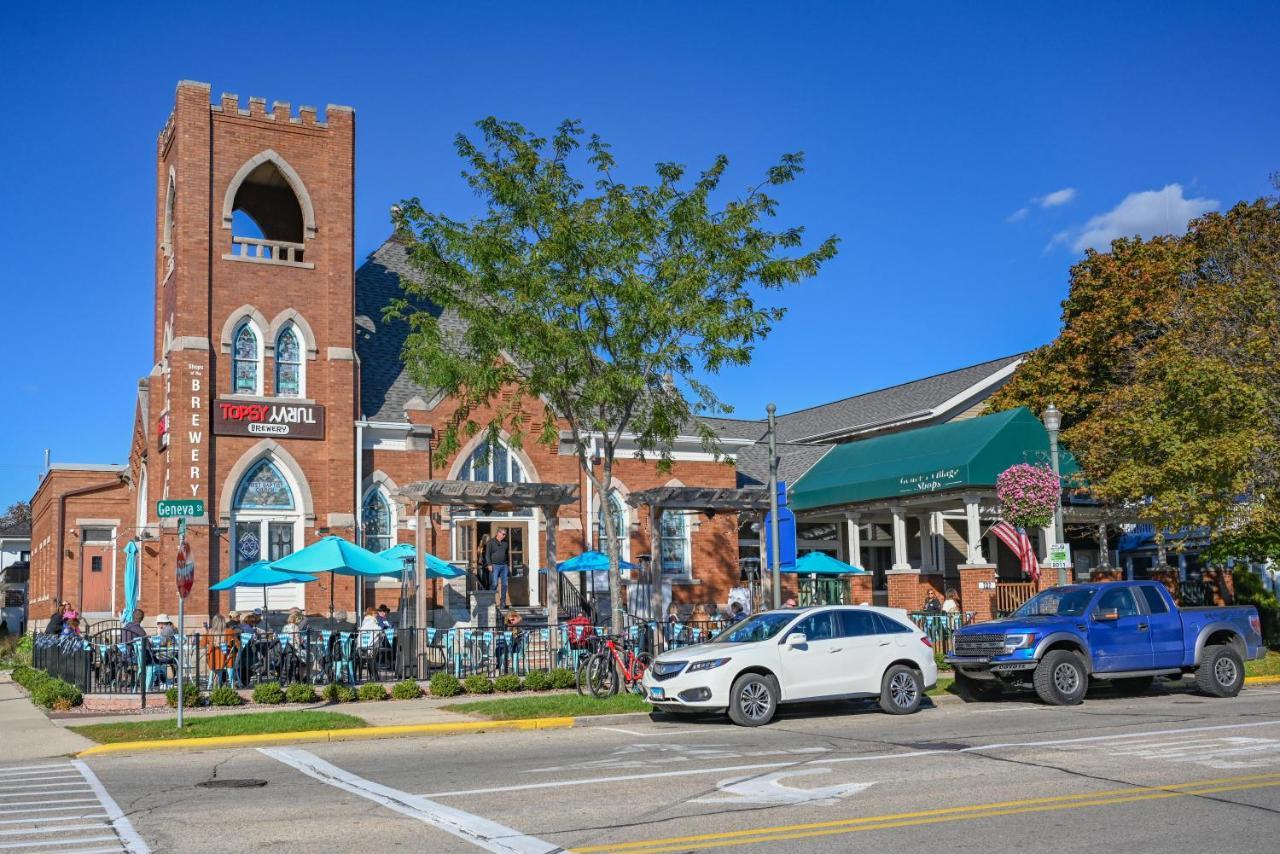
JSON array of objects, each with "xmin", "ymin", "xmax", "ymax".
[
  {"xmin": 165, "ymin": 682, "xmax": 200, "ymax": 708},
  {"xmin": 391, "ymin": 679, "xmax": 423, "ymax": 700},
  {"xmin": 548, "ymin": 667, "xmax": 576, "ymax": 690},
  {"xmin": 252, "ymin": 681, "xmax": 286, "ymax": 705},
  {"xmin": 285, "ymin": 683, "xmax": 318, "ymax": 704},
  {"xmin": 321, "ymin": 682, "xmax": 358, "ymax": 703},
  {"xmin": 462, "ymin": 674, "xmax": 494, "ymax": 695},
  {"xmin": 522, "ymin": 670, "xmax": 551, "ymax": 691},
  {"xmin": 1234, "ymin": 567, "xmax": 1280, "ymax": 649},
  {"xmin": 494, "ymin": 674, "xmax": 522, "ymax": 693},
  {"xmin": 208, "ymin": 684, "xmax": 243, "ymax": 707},
  {"xmin": 31, "ymin": 677, "xmax": 82, "ymax": 710},
  {"xmin": 357, "ymin": 682, "xmax": 388, "ymax": 701},
  {"xmin": 429, "ymin": 672, "xmax": 462, "ymax": 698}
]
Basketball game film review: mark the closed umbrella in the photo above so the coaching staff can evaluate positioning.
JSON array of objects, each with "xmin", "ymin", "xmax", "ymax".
[
  {"xmin": 377, "ymin": 543, "xmax": 465, "ymax": 579},
  {"xmin": 121, "ymin": 540, "xmax": 140, "ymax": 621},
  {"xmin": 210, "ymin": 561, "xmax": 318, "ymax": 611}
]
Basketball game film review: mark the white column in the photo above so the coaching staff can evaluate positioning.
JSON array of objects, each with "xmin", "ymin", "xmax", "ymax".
[
  {"xmin": 917, "ymin": 513, "xmax": 934, "ymax": 572},
  {"xmin": 891, "ymin": 506, "xmax": 911, "ymax": 570},
  {"xmin": 845, "ymin": 513, "xmax": 862, "ymax": 569},
  {"xmin": 964, "ymin": 493, "xmax": 985, "ymax": 564}
]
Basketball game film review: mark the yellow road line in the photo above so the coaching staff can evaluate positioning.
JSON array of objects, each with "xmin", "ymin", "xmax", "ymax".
[
  {"xmin": 76, "ymin": 716, "xmax": 576, "ymax": 757},
  {"xmin": 573, "ymin": 772, "xmax": 1280, "ymax": 854}
]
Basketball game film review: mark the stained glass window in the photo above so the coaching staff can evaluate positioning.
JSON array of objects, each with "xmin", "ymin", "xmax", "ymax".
[
  {"xmin": 234, "ymin": 460, "xmax": 294, "ymax": 510},
  {"xmin": 275, "ymin": 326, "xmax": 301, "ymax": 397},
  {"xmin": 362, "ymin": 490, "xmax": 392, "ymax": 553},
  {"xmin": 233, "ymin": 324, "xmax": 259, "ymax": 394},
  {"xmin": 661, "ymin": 511, "xmax": 689, "ymax": 575}
]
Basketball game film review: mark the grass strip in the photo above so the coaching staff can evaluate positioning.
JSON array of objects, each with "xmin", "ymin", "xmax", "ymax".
[
  {"xmin": 69, "ymin": 710, "xmax": 367, "ymax": 744},
  {"xmin": 447, "ymin": 692, "xmax": 652, "ymax": 720},
  {"xmin": 1246, "ymin": 650, "xmax": 1280, "ymax": 678}
]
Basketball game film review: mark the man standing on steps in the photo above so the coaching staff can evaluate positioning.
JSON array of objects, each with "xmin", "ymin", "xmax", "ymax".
[{"xmin": 485, "ymin": 528, "xmax": 511, "ymax": 610}]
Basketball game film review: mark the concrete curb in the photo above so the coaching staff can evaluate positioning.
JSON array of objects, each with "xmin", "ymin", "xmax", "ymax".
[
  {"xmin": 76, "ymin": 716, "xmax": 576, "ymax": 758},
  {"xmin": 1246, "ymin": 675, "xmax": 1280, "ymax": 685}
]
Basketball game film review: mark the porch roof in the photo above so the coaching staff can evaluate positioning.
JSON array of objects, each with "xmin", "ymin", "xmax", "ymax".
[
  {"xmin": 625, "ymin": 486, "xmax": 772, "ymax": 512},
  {"xmin": 790, "ymin": 407, "xmax": 1080, "ymax": 512},
  {"xmin": 398, "ymin": 480, "xmax": 579, "ymax": 510}
]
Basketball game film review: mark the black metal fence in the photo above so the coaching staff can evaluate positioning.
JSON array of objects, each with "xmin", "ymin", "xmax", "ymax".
[{"xmin": 30, "ymin": 619, "xmax": 731, "ymax": 695}]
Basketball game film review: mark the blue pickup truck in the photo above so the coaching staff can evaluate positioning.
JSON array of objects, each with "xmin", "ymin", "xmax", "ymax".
[{"xmin": 946, "ymin": 581, "xmax": 1265, "ymax": 705}]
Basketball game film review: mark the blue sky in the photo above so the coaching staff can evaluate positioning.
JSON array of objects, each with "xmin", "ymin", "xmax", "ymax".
[{"xmin": 1, "ymin": 1, "xmax": 1277, "ymax": 505}]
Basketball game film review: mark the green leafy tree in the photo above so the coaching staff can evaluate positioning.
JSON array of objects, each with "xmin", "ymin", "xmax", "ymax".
[
  {"xmin": 991, "ymin": 197, "xmax": 1280, "ymax": 556},
  {"xmin": 389, "ymin": 118, "xmax": 838, "ymax": 630}
]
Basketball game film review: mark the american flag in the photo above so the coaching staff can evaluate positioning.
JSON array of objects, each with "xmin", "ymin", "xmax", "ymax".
[{"xmin": 990, "ymin": 521, "xmax": 1040, "ymax": 581}]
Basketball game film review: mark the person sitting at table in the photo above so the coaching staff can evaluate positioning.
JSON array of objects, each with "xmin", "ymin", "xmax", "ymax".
[
  {"xmin": 44, "ymin": 602, "xmax": 65, "ymax": 636},
  {"xmin": 358, "ymin": 607, "xmax": 382, "ymax": 648},
  {"xmin": 123, "ymin": 609, "xmax": 147, "ymax": 642},
  {"xmin": 205, "ymin": 614, "xmax": 228, "ymax": 674},
  {"xmin": 375, "ymin": 604, "xmax": 392, "ymax": 630},
  {"xmin": 942, "ymin": 588, "xmax": 961, "ymax": 615},
  {"xmin": 281, "ymin": 610, "xmax": 304, "ymax": 649},
  {"xmin": 60, "ymin": 617, "xmax": 81, "ymax": 637}
]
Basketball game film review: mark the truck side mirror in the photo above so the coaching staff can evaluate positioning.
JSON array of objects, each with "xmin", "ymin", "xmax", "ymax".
[{"xmin": 1093, "ymin": 608, "xmax": 1119, "ymax": 622}]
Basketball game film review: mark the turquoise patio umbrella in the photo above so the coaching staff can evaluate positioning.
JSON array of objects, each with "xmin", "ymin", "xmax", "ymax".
[
  {"xmin": 778, "ymin": 552, "xmax": 866, "ymax": 576},
  {"xmin": 377, "ymin": 543, "xmax": 465, "ymax": 579},
  {"xmin": 210, "ymin": 561, "xmax": 318, "ymax": 611},
  {"xmin": 270, "ymin": 536, "xmax": 402, "ymax": 619},
  {"xmin": 120, "ymin": 540, "xmax": 140, "ymax": 621},
  {"xmin": 554, "ymin": 550, "xmax": 638, "ymax": 573}
]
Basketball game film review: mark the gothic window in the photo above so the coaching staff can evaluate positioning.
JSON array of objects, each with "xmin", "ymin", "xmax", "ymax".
[
  {"xmin": 595, "ymin": 491, "xmax": 629, "ymax": 558},
  {"xmin": 362, "ymin": 489, "xmax": 392, "ymax": 553},
  {"xmin": 457, "ymin": 439, "xmax": 530, "ymax": 516},
  {"xmin": 233, "ymin": 323, "xmax": 260, "ymax": 394},
  {"xmin": 661, "ymin": 511, "xmax": 690, "ymax": 575},
  {"xmin": 233, "ymin": 460, "xmax": 294, "ymax": 510},
  {"xmin": 275, "ymin": 325, "xmax": 302, "ymax": 397}
]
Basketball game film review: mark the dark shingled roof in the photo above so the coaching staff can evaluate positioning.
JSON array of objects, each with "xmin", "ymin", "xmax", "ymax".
[
  {"xmin": 355, "ymin": 238, "xmax": 467, "ymax": 422},
  {"xmin": 0, "ymin": 522, "xmax": 30, "ymax": 538},
  {"xmin": 771, "ymin": 353, "xmax": 1024, "ymax": 443},
  {"xmin": 734, "ymin": 443, "xmax": 832, "ymax": 489}
]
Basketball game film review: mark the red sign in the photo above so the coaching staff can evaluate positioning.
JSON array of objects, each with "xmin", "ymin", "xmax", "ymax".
[
  {"xmin": 175, "ymin": 542, "xmax": 195, "ymax": 600},
  {"xmin": 212, "ymin": 399, "xmax": 325, "ymax": 440}
]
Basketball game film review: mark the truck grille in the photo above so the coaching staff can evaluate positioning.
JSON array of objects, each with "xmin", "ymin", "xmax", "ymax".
[{"xmin": 954, "ymin": 634, "xmax": 1006, "ymax": 657}]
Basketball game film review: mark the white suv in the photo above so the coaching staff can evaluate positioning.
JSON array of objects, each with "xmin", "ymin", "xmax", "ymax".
[{"xmin": 642, "ymin": 606, "xmax": 938, "ymax": 726}]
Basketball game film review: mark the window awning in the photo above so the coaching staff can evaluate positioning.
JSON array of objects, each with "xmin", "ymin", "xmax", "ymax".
[{"xmin": 790, "ymin": 407, "xmax": 1080, "ymax": 512}]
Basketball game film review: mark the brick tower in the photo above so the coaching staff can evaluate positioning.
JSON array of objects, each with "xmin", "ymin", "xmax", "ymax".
[{"xmin": 143, "ymin": 81, "xmax": 358, "ymax": 624}]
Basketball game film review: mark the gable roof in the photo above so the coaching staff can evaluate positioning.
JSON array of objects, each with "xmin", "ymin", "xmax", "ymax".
[{"xmin": 734, "ymin": 442, "xmax": 832, "ymax": 489}]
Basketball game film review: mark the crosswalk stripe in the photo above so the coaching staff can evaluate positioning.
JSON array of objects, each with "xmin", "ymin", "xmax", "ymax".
[
  {"xmin": 0, "ymin": 835, "xmax": 118, "ymax": 849},
  {"xmin": 0, "ymin": 765, "xmax": 67, "ymax": 775},
  {"xmin": 0, "ymin": 822, "xmax": 109, "ymax": 837},
  {"xmin": 0, "ymin": 799, "xmax": 99, "ymax": 810},
  {"xmin": 0, "ymin": 812, "xmax": 108, "ymax": 825}
]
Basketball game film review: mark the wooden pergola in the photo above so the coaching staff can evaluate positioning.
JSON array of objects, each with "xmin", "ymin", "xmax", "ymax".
[
  {"xmin": 625, "ymin": 487, "xmax": 773, "ymax": 618},
  {"xmin": 397, "ymin": 480, "xmax": 580, "ymax": 627}
]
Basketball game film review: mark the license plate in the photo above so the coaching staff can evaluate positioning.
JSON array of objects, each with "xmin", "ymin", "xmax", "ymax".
[{"xmin": 649, "ymin": 687, "xmax": 665, "ymax": 700}]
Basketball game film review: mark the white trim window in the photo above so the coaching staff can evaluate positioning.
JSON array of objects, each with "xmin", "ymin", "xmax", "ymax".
[
  {"xmin": 275, "ymin": 324, "xmax": 304, "ymax": 397},
  {"xmin": 595, "ymin": 490, "xmax": 630, "ymax": 562},
  {"xmin": 232, "ymin": 321, "xmax": 262, "ymax": 395},
  {"xmin": 456, "ymin": 439, "xmax": 531, "ymax": 517},
  {"xmin": 661, "ymin": 510, "xmax": 692, "ymax": 576},
  {"xmin": 362, "ymin": 488, "xmax": 393, "ymax": 554}
]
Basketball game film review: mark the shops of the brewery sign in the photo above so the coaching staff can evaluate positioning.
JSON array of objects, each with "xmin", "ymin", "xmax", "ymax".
[{"xmin": 212, "ymin": 400, "xmax": 326, "ymax": 439}]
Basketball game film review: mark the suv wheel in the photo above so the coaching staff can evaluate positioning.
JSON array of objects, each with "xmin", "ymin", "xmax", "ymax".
[
  {"xmin": 1195, "ymin": 644, "xmax": 1244, "ymax": 698},
  {"xmin": 1033, "ymin": 649, "xmax": 1088, "ymax": 706},
  {"xmin": 879, "ymin": 665, "xmax": 923, "ymax": 715},
  {"xmin": 727, "ymin": 673, "xmax": 779, "ymax": 727}
]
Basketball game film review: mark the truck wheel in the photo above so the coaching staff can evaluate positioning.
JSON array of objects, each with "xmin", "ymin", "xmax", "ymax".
[
  {"xmin": 727, "ymin": 673, "xmax": 779, "ymax": 727},
  {"xmin": 1195, "ymin": 644, "xmax": 1244, "ymax": 698},
  {"xmin": 1034, "ymin": 650, "xmax": 1088, "ymax": 706},
  {"xmin": 1112, "ymin": 676, "xmax": 1154, "ymax": 695},
  {"xmin": 879, "ymin": 665, "xmax": 923, "ymax": 715},
  {"xmin": 955, "ymin": 671, "xmax": 1003, "ymax": 702}
]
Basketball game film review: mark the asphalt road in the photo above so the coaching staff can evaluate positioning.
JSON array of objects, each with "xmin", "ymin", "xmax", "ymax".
[{"xmin": 6, "ymin": 681, "xmax": 1280, "ymax": 853}]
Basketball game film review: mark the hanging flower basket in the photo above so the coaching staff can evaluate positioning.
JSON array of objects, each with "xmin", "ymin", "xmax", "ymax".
[{"xmin": 996, "ymin": 463, "xmax": 1060, "ymax": 530}]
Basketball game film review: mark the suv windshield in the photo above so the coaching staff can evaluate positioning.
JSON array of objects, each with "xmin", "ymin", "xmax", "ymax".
[
  {"xmin": 1012, "ymin": 587, "xmax": 1098, "ymax": 618},
  {"xmin": 709, "ymin": 611, "xmax": 797, "ymax": 644}
]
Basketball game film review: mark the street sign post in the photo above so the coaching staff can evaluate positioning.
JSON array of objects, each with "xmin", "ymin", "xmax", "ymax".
[{"xmin": 157, "ymin": 499, "xmax": 204, "ymax": 519}]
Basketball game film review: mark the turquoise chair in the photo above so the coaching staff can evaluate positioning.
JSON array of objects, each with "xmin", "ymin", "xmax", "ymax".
[{"xmin": 332, "ymin": 632, "xmax": 357, "ymax": 684}]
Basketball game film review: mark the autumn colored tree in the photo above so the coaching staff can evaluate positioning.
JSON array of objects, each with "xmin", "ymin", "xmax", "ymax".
[
  {"xmin": 991, "ymin": 197, "xmax": 1280, "ymax": 555},
  {"xmin": 389, "ymin": 118, "xmax": 838, "ymax": 629}
]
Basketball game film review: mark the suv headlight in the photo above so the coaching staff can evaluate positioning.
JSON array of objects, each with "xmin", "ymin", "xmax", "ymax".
[
  {"xmin": 1003, "ymin": 633, "xmax": 1036, "ymax": 652},
  {"xmin": 687, "ymin": 657, "xmax": 731, "ymax": 672}
]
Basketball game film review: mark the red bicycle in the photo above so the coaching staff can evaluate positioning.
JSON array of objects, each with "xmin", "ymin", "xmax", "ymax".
[{"xmin": 585, "ymin": 633, "xmax": 653, "ymax": 698}]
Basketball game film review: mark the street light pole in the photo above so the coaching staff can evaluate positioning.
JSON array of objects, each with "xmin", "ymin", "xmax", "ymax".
[
  {"xmin": 1042, "ymin": 403, "xmax": 1066, "ymax": 585},
  {"xmin": 767, "ymin": 403, "xmax": 781, "ymax": 610}
]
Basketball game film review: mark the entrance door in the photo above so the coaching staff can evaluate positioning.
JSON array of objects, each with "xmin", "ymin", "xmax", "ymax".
[
  {"xmin": 232, "ymin": 519, "xmax": 304, "ymax": 611},
  {"xmin": 490, "ymin": 523, "xmax": 529, "ymax": 607},
  {"xmin": 80, "ymin": 528, "xmax": 115, "ymax": 615}
]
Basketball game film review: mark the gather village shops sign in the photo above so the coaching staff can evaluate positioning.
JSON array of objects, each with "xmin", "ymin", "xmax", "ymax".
[{"xmin": 212, "ymin": 400, "xmax": 326, "ymax": 440}]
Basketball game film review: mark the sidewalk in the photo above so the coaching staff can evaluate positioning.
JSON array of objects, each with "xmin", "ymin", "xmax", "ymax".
[{"xmin": 0, "ymin": 671, "xmax": 95, "ymax": 759}]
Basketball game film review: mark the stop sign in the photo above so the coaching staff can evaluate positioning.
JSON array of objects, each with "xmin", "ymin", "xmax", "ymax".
[{"xmin": 175, "ymin": 541, "xmax": 195, "ymax": 600}]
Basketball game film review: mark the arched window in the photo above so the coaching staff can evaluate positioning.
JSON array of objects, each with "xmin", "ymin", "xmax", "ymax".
[
  {"xmin": 660, "ymin": 511, "xmax": 690, "ymax": 576},
  {"xmin": 595, "ymin": 491, "xmax": 629, "ymax": 560},
  {"xmin": 233, "ymin": 323, "xmax": 260, "ymax": 395},
  {"xmin": 362, "ymin": 489, "xmax": 393, "ymax": 553},
  {"xmin": 275, "ymin": 325, "xmax": 303, "ymax": 397},
  {"xmin": 230, "ymin": 458, "xmax": 302, "ymax": 610},
  {"xmin": 457, "ymin": 439, "xmax": 530, "ymax": 516}
]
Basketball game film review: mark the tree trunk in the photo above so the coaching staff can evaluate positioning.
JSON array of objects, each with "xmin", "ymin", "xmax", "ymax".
[
  {"xmin": 545, "ymin": 505, "xmax": 559, "ymax": 627},
  {"xmin": 601, "ymin": 461, "xmax": 623, "ymax": 634}
]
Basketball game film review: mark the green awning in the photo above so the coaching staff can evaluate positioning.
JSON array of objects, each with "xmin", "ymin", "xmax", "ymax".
[{"xmin": 790, "ymin": 407, "xmax": 1080, "ymax": 511}]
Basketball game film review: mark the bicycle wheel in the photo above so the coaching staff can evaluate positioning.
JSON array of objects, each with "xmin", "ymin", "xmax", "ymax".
[
  {"xmin": 575, "ymin": 653, "xmax": 596, "ymax": 696},
  {"xmin": 628, "ymin": 653, "xmax": 654, "ymax": 694},
  {"xmin": 587, "ymin": 652, "xmax": 618, "ymax": 699}
]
